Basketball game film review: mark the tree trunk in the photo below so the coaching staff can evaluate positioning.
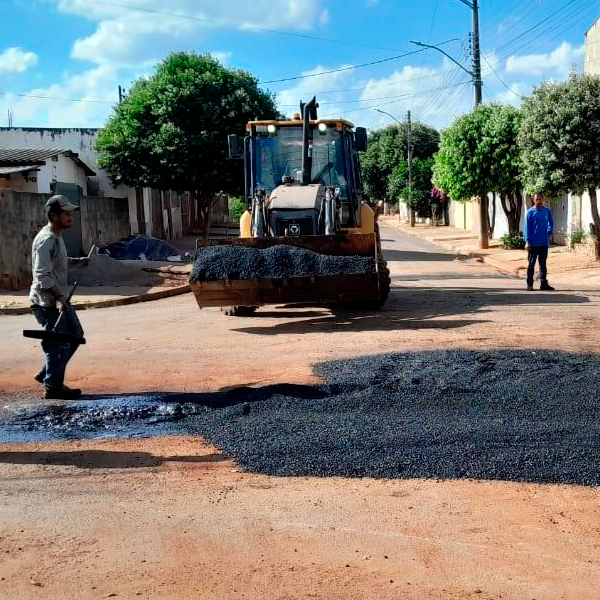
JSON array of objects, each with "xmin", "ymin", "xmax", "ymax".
[
  {"xmin": 488, "ymin": 193, "xmax": 496, "ymax": 239},
  {"xmin": 193, "ymin": 190, "xmax": 218, "ymax": 240},
  {"xmin": 589, "ymin": 187, "xmax": 600, "ymax": 261},
  {"xmin": 499, "ymin": 191, "xmax": 523, "ymax": 237},
  {"xmin": 514, "ymin": 189, "xmax": 523, "ymax": 234},
  {"xmin": 443, "ymin": 199, "xmax": 450, "ymax": 226},
  {"xmin": 478, "ymin": 195, "xmax": 489, "ymax": 249},
  {"xmin": 409, "ymin": 207, "xmax": 416, "ymax": 227}
]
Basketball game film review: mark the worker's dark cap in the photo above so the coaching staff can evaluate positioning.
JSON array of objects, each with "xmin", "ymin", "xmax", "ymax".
[{"xmin": 45, "ymin": 195, "xmax": 79, "ymax": 213}]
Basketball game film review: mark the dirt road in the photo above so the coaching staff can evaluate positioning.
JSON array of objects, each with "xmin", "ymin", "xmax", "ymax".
[{"xmin": 1, "ymin": 225, "xmax": 599, "ymax": 599}]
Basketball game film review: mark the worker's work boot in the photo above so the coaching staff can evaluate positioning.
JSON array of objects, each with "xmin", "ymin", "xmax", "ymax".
[
  {"xmin": 34, "ymin": 369, "xmax": 45, "ymax": 384},
  {"xmin": 44, "ymin": 386, "xmax": 82, "ymax": 400},
  {"xmin": 540, "ymin": 281, "xmax": 555, "ymax": 291}
]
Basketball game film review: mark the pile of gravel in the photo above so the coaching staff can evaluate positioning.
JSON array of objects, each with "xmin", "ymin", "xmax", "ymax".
[
  {"xmin": 190, "ymin": 245, "xmax": 375, "ymax": 282},
  {"xmin": 182, "ymin": 349, "xmax": 600, "ymax": 485}
]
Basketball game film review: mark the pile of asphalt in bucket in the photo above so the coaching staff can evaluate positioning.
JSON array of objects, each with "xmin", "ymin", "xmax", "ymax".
[{"xmin": 189, "ymin": 245, "xmax": 375, "ymax": 282}]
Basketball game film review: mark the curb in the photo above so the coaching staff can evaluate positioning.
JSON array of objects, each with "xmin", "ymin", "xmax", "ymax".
[{"xmin": 0, "ymin": 284, "xmax": 191, "ymax": 316}]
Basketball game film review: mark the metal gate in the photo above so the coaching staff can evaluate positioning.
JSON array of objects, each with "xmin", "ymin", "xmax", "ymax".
[{"xmin": 55, "ymin": 182, "xmax": 83, "ymax": 256}]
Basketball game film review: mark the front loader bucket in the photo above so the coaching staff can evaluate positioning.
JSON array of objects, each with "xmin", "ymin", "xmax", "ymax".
[{"xmin": 189, "ymin": 233, "xmax": 383, "ymax": 309}]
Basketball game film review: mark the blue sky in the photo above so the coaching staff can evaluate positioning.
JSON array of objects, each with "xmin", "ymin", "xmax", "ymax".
[{"xmin": 0, "ymin": 0, "xmax": 598, "ymax": 131}]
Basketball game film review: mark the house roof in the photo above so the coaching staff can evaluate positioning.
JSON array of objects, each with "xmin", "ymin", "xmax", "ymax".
[
  {"xmin": 0, "ymin": 148, "xmax": 95, "ymax": 176},
  {"xmin": 0, "ymin": 165, "xmax": 40, "ymax": 175}
]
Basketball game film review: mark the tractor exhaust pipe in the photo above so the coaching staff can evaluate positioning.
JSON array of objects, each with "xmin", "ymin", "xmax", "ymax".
[{"xmin": 300, "ymin": 96, "xmax": 318, "ymax": 186}]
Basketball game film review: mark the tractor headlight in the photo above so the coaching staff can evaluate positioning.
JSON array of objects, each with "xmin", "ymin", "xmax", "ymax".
[
  {"xmin": 267, "ymin": 124, "xmax": 277, "ymax": 134},
  {"xmin": 317, "ymin": 122, "xmax": 327, "ymax": 134}
]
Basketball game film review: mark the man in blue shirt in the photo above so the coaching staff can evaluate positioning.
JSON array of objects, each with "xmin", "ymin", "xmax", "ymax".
[{"xmin": 524, "ymin": 192, "xmax": 555, "ymax": 291}]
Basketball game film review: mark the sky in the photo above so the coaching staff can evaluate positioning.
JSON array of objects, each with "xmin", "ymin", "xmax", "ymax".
[{"xmin": 0, "ymin": 0, "xmax": 597, "ymax": 132}]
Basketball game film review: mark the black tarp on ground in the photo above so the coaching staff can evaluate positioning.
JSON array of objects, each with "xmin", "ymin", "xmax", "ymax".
[{"xmin": 99, "ymin": 235, "xmax": 181, "ymax": 261}]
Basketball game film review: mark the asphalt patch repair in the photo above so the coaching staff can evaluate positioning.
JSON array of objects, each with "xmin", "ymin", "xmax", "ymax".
[
  {"xmin": 1, "ymin": 349, "xmax": 599, "ymax": 486},
  {"xmin": 189, "ymin": 244, "xmax": 375, "ymax": 282}
]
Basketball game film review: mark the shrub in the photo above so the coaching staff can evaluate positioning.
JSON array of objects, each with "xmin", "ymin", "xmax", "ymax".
[
  {"xmin": 567, "ymin": 225, "xmax": 587, "ymax": 248},
  {"xmin": 500, "ymin": 232, "xmax": 525, "ymax": 250},
  {"xmin": 228, "ymin": 197, "xmax": 246, "ymax": 221}
]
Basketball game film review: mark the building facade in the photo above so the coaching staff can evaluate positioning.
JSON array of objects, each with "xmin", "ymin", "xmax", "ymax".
[{"xmin": 585, "ymin": 17, "xmax": 600, "ymax": 75}]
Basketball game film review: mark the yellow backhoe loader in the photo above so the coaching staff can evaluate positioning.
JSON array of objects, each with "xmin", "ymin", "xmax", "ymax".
[{"xmin": 190, "ymin": 97, "xmax": 390, "ymax": 315}]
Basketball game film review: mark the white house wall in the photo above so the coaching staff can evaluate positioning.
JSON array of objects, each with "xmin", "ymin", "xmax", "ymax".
[
  {"xmin": 0, "ymin": 127, "xmax": 127, "ymax": 198},
  {"xmin": 585, "ymin": 17, "xmax": 600, "ymax": 75}
]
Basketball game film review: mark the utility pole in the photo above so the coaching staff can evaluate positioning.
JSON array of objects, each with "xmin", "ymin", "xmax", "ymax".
[
  {"xmin": 412, "ymin": 0, "xmax": 488, "ymax": 247},
  {"xmin": 375, "ymin": 107, "xmax": 416, "ymax": 225},
  {"xmin": 407, "ymin": 109, "xmax": 415, "ymax": 227},
  {"xmin": 470, "ymin": 0, "xmax": 483, "ymax": 106},
  {"xmin": 118, "ymin": 85, "xmax": 123, "ymax": 103}
]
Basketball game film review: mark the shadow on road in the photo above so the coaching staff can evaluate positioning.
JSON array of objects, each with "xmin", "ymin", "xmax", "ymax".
[
  {"xmin": 383, "ymin": 249, "xmax": 457, "ymax": 262},
  {"xmin": 0, "ymin": 449, "xmax": 227, "ymax": 469},
  {"xmin": 231, "ymin": 288, "xmax": 588, "ymax": 336}
]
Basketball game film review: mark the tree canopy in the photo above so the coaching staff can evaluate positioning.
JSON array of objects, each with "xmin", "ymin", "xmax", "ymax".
[
  {"xmin": 96, "ymin": 52, "xmax": 279, "ymax": 232},
  {"xmin": 361, "ymin": 122, "xmax": 439, "ymax": 203},
  {"xmin": 387, "ymin": 157, "xmax": 435, "ymax": 217},
  {"xmin": 432, "ymin": 105, "xmax": 494, "ymax": 203},
  {"xmin": 519, "ymin": 73, "xmax": 600, "ymax": 258}
]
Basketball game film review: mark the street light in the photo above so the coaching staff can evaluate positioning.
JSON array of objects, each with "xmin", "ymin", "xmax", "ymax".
[
  {"xmin": 410, "ymin": 0, "xmax": 482, "ymax": 107},
  {"xmin": 374, "ymin": 108, "xmax": 414, "ymax": 226}
]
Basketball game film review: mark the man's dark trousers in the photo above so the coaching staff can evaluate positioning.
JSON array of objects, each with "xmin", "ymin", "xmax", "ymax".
[{"xmin": 527, "ymin": 246, "xmax": 548, "ymax": 287}]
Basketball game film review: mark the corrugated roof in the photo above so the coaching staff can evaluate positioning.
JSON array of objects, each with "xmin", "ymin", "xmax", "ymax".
[
  {"xmin": 0, "ymin": 165, "xmax": 40, "ymax": 175},
  {"xmin": 0, "ymin": 148, "xmax": 65, "ymax": 164},
  {"xmin": 0, "ymin": 148, "xmax": 95, "ymax": 176}
]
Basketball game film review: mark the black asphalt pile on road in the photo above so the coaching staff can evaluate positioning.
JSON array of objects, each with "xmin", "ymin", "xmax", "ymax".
[
  {"xmin": 2, "ymin": 350, "xmax": 600, "ymax": 486},
  {"xmin": 182, "ymin": 349, "xmax": 600, "ymax": 485},
  {"xmin": 189, "ymin": 245, "xmax": 375, "ymax": 282}
]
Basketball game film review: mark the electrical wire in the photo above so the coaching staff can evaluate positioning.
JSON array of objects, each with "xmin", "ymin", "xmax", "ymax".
[
  {"xmin": 277, "ymin": 80, "xmax": 470, "ymax": 107},
  {"xmin": 261, "ymin": 48, "xmax": 428, "ymax": 84},
  {"xmin": 90, "ymin": 0, "xmax": 408, "ymax": 53}
]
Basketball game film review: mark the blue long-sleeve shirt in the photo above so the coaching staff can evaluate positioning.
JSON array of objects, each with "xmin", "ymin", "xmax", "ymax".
[{"xmin": 524, "ymin": 206, "xmax": 553, "ymax": 246}]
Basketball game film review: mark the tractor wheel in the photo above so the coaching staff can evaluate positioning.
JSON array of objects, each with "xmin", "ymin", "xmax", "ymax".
[
  {"xmin": 221, "ymin": 306, "xmax": 258, "ymax": 317},
  {"xmin": 375, "ymin": 257, "xmax": 391, "ymax": 307}
]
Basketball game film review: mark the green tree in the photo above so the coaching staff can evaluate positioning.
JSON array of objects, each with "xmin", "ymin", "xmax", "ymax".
[
  {"xmin": 361, "ymin": 122, "xmax": 439, "ymax": 203},
  {"xmin": 96, "ymin": 52, "xmax": 278, "ymax": 236},
  {"xmin": 519, "ymin": 73, "xmax": 600, "ymax": 259},
  {"xmin": 484, "ymin": 104, "xmax": 524, "ymax": 236},
  {"xmin": 388, "ymin": 157, "xmax": 435, "ymax": 217},
  {"xmin": 433, "ymin": 104, "xmax": 497, "ymax": 249}
]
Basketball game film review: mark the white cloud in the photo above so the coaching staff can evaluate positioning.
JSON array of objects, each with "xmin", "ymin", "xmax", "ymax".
[
  {"xmin": 505, "ymin": 42, "xmax": 585, "ymax": 78},
  {"xmin": 0, "ymin": 47, "xmax": 38, "ymax": 75},
  {"xmin": 211, "ymin": 51, "xmax": 232, "ymax": 65},
  {"xmin": 47, "ymin": 0, "xmax": 326, "ymax": 66},
  {"xmin": 276, "ymin": 64, "xmax": 355, "ymax": 121},
  {"xmin": 0, "ymin": 64, "xmax": 120, "ymax": 127}
]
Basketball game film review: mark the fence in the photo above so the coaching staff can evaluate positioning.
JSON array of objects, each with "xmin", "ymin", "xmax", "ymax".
[{"xmin": 0, "ymin": 189, "xmax": 130, "ymax": 290}]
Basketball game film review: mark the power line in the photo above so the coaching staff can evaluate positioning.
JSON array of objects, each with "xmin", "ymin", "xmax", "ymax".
[
  {"xmin": 412, "ymin": 0, "xmax": 439, "ymax": 120},
  {"xmin": 0, "ymin": 90, "xmax": 116, "ymax": 104},
  {"xmin": 261, "ymin": 48, "xmax": 428, "ymax": 84},
  {"xmin": 91, "ymin": 0, "xmax": 407, "ymax": 53},
  {"xmin": 482, "ymin": 54, "xmax": 522, "ymax": 98},
  {"xmin": 493, "ymin": 0, "xmax": 582, "ymax": 54},
  {"xmin": 278, "ymin": 81, "xmax": 470, "ymax": 107},
  {"xmin": 484, "ymin": 0, "xmax": 594, "ymax": 74}
]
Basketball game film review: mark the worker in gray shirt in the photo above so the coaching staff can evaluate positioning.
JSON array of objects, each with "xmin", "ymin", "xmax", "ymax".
[{"xmin": 30, "ymin": 195, "xmax": 86, "ymax": 399}]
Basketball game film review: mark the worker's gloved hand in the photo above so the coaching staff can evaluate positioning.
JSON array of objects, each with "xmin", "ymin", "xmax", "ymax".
[
  {"xmin": 69, "ymin": 257, "xmax": 90, "ymax": 267},
  {"xmin": 57, "ymin": 296, "xmax": 70, "ymax": 313}
]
